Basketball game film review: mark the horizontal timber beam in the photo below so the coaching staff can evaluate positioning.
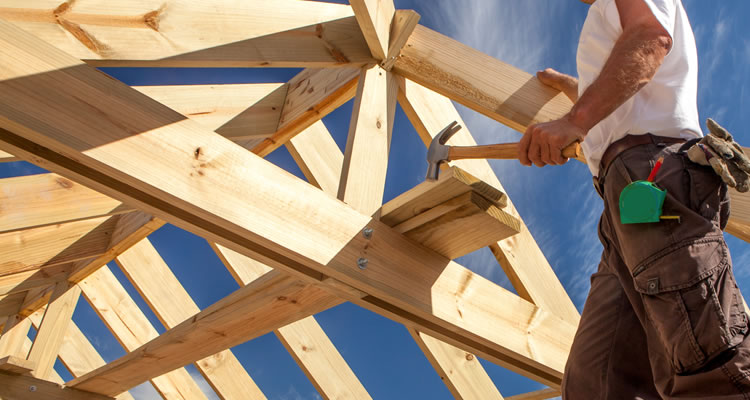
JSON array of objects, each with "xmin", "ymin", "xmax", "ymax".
[
  {"xmin": 393, "ymin": 25, "xmax": 573, "ymax": 133},
  {"xmin": 0, "ymin": 18, "xmax": 574, "ymax": 393},
  {"xmin": 0, "ymin": 370, "xmax": 114, "ymax": 400},
  {"xmin": 0, "ymin": 0, "xmax": 373, "ymax": 67}
]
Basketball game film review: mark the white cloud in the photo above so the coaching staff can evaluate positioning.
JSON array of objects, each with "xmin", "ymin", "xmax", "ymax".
[{"xmin": 125, "ymin": 382, "xmax": 161, "ymax": 400}]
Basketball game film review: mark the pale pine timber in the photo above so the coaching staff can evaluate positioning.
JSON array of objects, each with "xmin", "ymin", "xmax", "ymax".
[
  {"xmin": 0, "ymin": 21, "xmax": 573, "ymax": 390},
  {"xmin": 254, "ymin": 68, "xmax": 360, "ymax": 157},
  {"xmin": 213, "ymin": 244, "xmax": 373, "ymax": 400},
  {"xmin": 350, "ymin": 0, "xmax": 396, "ymax": 60},
  {"xmin": 19, "ymin": 337, "xmax": 64, "ymax": 384},
  {"xmin": 0, "ymin": 370, "xmax": 114, "ymax": 400},
  {"xmin": 338, "ymin": 65, "xmax": 398, "ymax": 216},
  {"xmin": 0, "ymin": 314, "xmax": 31, "ymax": 358},
  {"xmin": 115, "ymin": 239, "xmax": 266, "ymax": 400},
  {"xmin": 0, "ymin": 355, "xmax": 35, "ymax": 375},
  {"xmin": 280, "ymin": 102, "xmax": 503, "ymax": 400},
  {"xmin": 393, "ymin": 25, "xmax": 573, "ymax": 133},
  {"xmin": 0, "ymin": 149, "xmax": 16, "ymax": 162},
  {"xmin": 27, "ymin": 281, "xmax": 80, "ymax": 379},
  {"xmin": 78, "ymin": 266, "xmax": 209, "ymax": 400},
  {"xmin": 381, "ymin": 10, "xmax": 420, "ymax": 70},
  {"xmin": 409, "ymin": 329, "xmax": 504, "ymax": 399},
  {"xmin": 398, "ymin": 78, "xmax": 581, "ymax": 324},
  {"xmin": 286, "ymin": 121, "xmax": 344, "ymax": 195},
  {"xmin": 0, "ymin": 264, "xmax": 74, "ymax": 296},
  {"xmin": 0, "ymin": 173, "xmax": 129, "ymax": 234},
  {"xmin": 0, "ymin": 0, "xmax": 372, "ymax": 67},
  {"xmin": 27, "ymin": 310, "xmax": 136, "ymax": 400}
]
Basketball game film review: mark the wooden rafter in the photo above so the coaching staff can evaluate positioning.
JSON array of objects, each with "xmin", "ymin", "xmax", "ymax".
[
  {"xmin": 0, "ymin": 0, "xmax": 373, "ymax": 68},
  {"xmin": 78, "ymin": 266, "xmax": 209, "ymax": 399},
  {"xmin": 0, "ymin": 19, "xmax": 574, "ymax": 392},
  {"xmin": 0, "ymin": 369, "xmax": 114, "ymax": 400},
  {"xmin": 115, "ymin": 239, "xmax": 267, "ymax": 400}
]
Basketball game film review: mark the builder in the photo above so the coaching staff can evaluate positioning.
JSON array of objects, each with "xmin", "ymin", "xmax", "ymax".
[{"xmin": 519, "ymin": 0, "xmax": 750, "ymax": 398}]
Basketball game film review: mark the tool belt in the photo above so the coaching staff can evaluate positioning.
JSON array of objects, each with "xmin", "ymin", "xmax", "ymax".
[{"xmin": 598, "ymin": 133, "xmax": 686, "ymax": 179}]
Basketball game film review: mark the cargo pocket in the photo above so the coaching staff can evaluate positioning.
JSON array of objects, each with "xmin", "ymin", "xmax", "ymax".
[
  {"xmin": 633, "ymin": 239, "xmax": 747, "ymax": 374},
  {"xmin": 684, "ymin": 157, "xmax": 725, "ymax": 224}
]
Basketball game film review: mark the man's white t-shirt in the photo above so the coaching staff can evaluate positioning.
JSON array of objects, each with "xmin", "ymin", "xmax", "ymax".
[{"xmin": 577, "ymin": 0, "xmax": 703, "ymax": 176}]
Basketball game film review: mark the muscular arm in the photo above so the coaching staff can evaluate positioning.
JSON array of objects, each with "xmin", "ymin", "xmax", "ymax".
[{"xmin": 520, "ymin": 0, "xmax": 673, "ymax": 167}]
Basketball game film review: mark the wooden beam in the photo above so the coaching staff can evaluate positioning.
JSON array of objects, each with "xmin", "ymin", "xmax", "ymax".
[
  {"xmin": 0, "ymin": 355, "xmax": 35, "ymax": 375},
  {"xmin": 393, "ymin": 25, "xmax": 573, "ymax": 133},
  {"xmin": 27, "ymin": 281, "xmax": 80, "ymax": 379},
  {"xmin": 0, "ymin": 314, "xmax": 31, "ymax": 358},
  {"xmin": 27, "ymin": 310, "xmax": 136, "ymax": 400},
  {"xmin": 382, "ymin": 167, "xmax": 519, "ymax": 259},
  {"xmin": 0, "ymin": 149, "xmax": 17, "ymax": 162},
  {"xmin": 0, "ymin": 173, "xmax": 129, "ymax": 234},
  {"xmin": 0, "ymin": 0, "xmax": 372, "ymax": 68},
  {"xmin": 0, "ymin": 370, "xmax": 114, "ymax": 400},
  {"xmin": 276, "ymin": 317, "xmax": 372, "ymax": 400},
  {"xmin": 381, "ymin": 10, "xmax": 420, "ymax": 70},
  {"xmin": 410, "ymin": 329, "xmax": 503, "ymax": 399},
  {"xmin": 253, "ymin": 68, "xmax": 360, "ymax": 157},
  {"xmin": 0, "ymin": 20, "xmax": 574, "ymax": 390},
  {"xmin": 0, "ymin": 264, "xmax": 73, "ymax": 297},
  {"xmin": 0, "ymin": 293, "xmax": 31, "ymax": 319},
  {"xmin": 20, "ymin": 337, "xmax": 65, "ymax": 385},
  {"xmin": 505, "ymin": 388, "xmax": 560, "ymax": 400},
  {"xmin": 71, "ymin": 270, "xmax": 341, "ymax": 396},
  {"xmin": 115, "ymin": 239, "xmax": 266, "ymax": 400},
  {"xmin": 350, "ymin": 0, "xmax": 395, "ymax": 60},
  {"xmin": 398, "ymin": 78, "xmax": 581, "ymax": 324},
  {"xmin": 727, "ymin": 170, "xmax": 750, "ymax": 243},
  {"xmin": 134, "ymin": 83, "xmax": 286, "ymax": 144},
  {"xmin": 338, "ymin": 65, "xmax": 398, "ymax": 216},
  {"xmin": 286, "ymin": 121, "xmax": 344, "ymax": 195},
  {"xmin": 78, "ymin": 266, "xmax": 209, "ymax": 400}
]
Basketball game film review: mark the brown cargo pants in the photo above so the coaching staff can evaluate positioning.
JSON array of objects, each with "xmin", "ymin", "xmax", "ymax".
[{"xmin": 562, "ymin": 138, "xmax": 750, "ymax": 399}]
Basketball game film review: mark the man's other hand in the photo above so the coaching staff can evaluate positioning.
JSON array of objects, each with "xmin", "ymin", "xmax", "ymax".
[
  {"xmin": 537, "ymin": 68, "xmax": 580, "ymax": 103},
  {"xmin": 519, "ymin": 117, "xmax": 586, "ymax": 167}
]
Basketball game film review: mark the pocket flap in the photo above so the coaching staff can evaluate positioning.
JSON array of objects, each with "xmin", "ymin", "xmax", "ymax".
[{"xmin": 633, "ymin": 239, "xmax": 728, "ymax": 294}]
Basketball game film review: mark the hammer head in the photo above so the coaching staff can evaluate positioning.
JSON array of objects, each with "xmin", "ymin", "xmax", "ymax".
[{"xmin": 425, "ymin": 121, "xmax": 462, "ymax": 181}]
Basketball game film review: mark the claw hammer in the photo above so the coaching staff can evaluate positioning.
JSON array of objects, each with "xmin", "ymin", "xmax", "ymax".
[{"xmin": 425, "ymin": 121, "xmax": 583, "ymax": 181}]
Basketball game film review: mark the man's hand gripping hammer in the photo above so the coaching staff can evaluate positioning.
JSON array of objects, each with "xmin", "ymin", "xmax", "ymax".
[{"xmin": 425, "ymin": 121, "xmax": 583, "ymax": 181}]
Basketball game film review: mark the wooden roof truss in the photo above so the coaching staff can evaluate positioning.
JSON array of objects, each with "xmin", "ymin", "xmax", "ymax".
[{"xmin": 0, "ymin": 1, "xmax": 748, "ymax": 399}]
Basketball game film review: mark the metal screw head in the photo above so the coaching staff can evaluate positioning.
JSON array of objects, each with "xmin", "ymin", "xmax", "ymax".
[
  {"xmin": 357, "ymin": 258, "xmax": 368, "ymax": 270},
  {"xmin": 29, "ymin": 385, "xmax": 37, "ymax": 392},
  {"xmin": 362, "ymin": 227, "xmax": 373, "ymax": 239}
]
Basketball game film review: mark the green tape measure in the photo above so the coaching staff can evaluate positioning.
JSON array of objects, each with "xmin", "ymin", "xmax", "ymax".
[{"xmin": 619, "ymin": 180, "xmax": 666, "ymax": 224}]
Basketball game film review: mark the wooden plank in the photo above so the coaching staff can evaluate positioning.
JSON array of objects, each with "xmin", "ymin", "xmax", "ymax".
[
  {"xmin": 350, "ymin": 0, "xmax": 395, "ymax": 60},
  {"xmin": 71, "ymin": 270, "xmax": 342, "ymax": 395},
  {"xmin": 134, "ymin": 83, "xmax": 286, "ymax": 143},
  {"xmin": 0, "ymin": 264, "xmax": 73, "ymax": 297},
  {"xmin": 0, "ymin": 314, "xmax": 31, "ymax": 358},
  {"xmin": 338, "ymin": 65, "xmax": 398, "ymax": 216},
  {"xmin": 27, "ymin": 310, "xmax": 137, "ymax": 400},
  {"xmin": 505, "ymin": 388, "xmax": 560, "ymax": 400},
  {"xmin": 393, "ymin": 25, "xmax": 573, "ymax": 133},
  {"xmin": 0, "ymin": 216, "xmax": 117, "ymax": 276},
  {"xmin": 0, "ymin": 0, "xmax": 372, "ymax": 68},
  {"xmin": 0, "ymin": 20, "xmax": 574, "ymax": 390},
  {"xmin": 253, "ymin": 68, "xmax": 360, "ymax": 157},
  {"xmin": 19, "ymin": 336, "xmax": 65, "ymax": 385},
  {"xmin": 1, "ymin": 292, "xmax": 32, "ymax": 319},
  {"xmin": 27, "ymin": 281, "xmax": 81, "ymax": 379},
  {"xmin": 276, "ymin": 317, "xmax": 372, "ymax": 400},
  {"xmin": 727, "ymin": 169, "xmax": 750, "ymax": 242},
  {"xmin": 0, "ymin": 173, "xmax": 129, "ymax": 234},
  {"xmin": 410, "ymin": 329, "xmax": 503, "ymax": 399},
  {"xmin": 0, "ymin": 371, "xmax": 115, "ymax": 400},
  {"xmin": 286, "ymin": 121, "xmax": 344, "ymax": 195},
  {"xmin": 78, "ymin": 266, "xmax": 208, "ymax": 400},
  {"xmin": 381, "ymin": 10, "xmax": 420, "ymax": 70},
  {"xmin": 0, "ymin": 355, "xmax": 35, "ymax": 375},
  {"xmin": 115, "ymin": 239, "xmax": 266, "ymax": 400},
  {"xmin": 398, "ymin": 78, "xmax": 581, "ymax": 324},
  {"xmin": 0, "ymin": 149, "xmax": 17, "ymax": 162},
  {"xmin": 213, "ymin": 247, "xmax": 370, "ymax": 400}
]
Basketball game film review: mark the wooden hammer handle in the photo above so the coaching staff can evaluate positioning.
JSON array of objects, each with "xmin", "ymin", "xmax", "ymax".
[{"xmin": 448, "ymin": 141, "xmax": 583, "ymax": 161}]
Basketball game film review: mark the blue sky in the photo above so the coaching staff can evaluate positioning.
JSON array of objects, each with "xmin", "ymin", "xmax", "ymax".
[{"xmin": 3, "ymin": 0, "xmax": 750, "ymax": 399}]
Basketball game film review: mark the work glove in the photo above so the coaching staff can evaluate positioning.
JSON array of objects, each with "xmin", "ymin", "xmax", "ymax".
[{"xmin": 687, "ymin": 118, "xmax": 750, "ymax": 192}]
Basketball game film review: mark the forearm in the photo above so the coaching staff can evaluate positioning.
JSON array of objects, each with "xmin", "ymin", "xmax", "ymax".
[{"xmin": 567, "ymin": 26, "xmax": 671, "ymax": 133}]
